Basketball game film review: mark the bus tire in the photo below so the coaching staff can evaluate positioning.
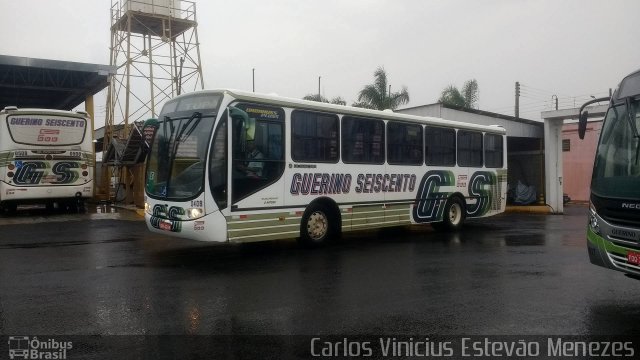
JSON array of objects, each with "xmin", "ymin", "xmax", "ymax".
[
  {"xmin": 434, "ymin": 196, "xmax": 466, "ymax": 232},
  {"xmin": 300, "ymin": 204, "xmax": 335, "ymax": 246}
]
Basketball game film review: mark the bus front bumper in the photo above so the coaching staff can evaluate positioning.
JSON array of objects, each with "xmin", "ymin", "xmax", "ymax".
[
  {"xmin": 145, "ymin": 209, "xmax": 228, "ymax": 242},
  {"xmin": 0, "ymin": 181, "xmax": 93, "ymax": 202},
  {"xmin": 587, "ymin": 216, "xmax": 640, "ymax": 276}
]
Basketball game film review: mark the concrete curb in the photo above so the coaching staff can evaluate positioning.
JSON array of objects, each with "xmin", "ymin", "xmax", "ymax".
[{"xmin": 505, "ymin": 205, "xmax": 553, "ymax": 214}]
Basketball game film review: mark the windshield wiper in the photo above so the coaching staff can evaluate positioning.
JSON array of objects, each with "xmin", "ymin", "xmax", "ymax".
[
  {"xmin": 625, "ymin": 98, "xmax": 640, "ymax": 165},
  {"xmin": 162, "ymin": 112, "xmax": 203, "ymax": 198},
  {"xmin": 162, "ymin": 115, "xmax": 170, "ymax": 140},
  {"xmin": 176, "ymin": 112, "xmax": 202, "ymax": 143},
  {"xmin": 625, "ymin": 98, "xmax": 639, "ymax": 138}
]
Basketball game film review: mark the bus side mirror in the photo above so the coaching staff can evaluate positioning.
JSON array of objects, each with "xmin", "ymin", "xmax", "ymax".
[
  {"xmin": 228, "ymin": 106, "xmax": 253, "ymax": 151},
  {"xmin": 244, "ymin": 118, "xmax": 256, "ymax": 141},
  {"xmin": 578, "ymin": 111, "xmax": 588, "ymax": 140}
]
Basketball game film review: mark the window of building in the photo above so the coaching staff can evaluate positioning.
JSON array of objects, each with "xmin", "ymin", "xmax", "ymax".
[
  {"xmin": 342, "ymin": 116, "xmax": 385, "ymax": 164},
  {"xmin": 484, "ymin": 133, "xmax": 504, "ymax": 168},
  {"xmin": 387, "ymin": 122, "xmax": 423, "ymax": 165},
  {"xmin": 425, "ymin": 126, "xmax": 456, "ymax": 166},
  {"xmin": 562, "ymin": 139, "xmax": 571, "ymax": 152},
  {"xmin": 291, "ymin": 110, "xmax": 339, "ymax": 162},
  {"xmin": 457, "ymin": 130, "xmax": 483, "ymax": 167}
]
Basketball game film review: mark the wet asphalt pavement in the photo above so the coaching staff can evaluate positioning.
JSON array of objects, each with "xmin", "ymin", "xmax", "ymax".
[{"xmin": 0, "ymin": 204, "xmax": 639, "ymax": 338}]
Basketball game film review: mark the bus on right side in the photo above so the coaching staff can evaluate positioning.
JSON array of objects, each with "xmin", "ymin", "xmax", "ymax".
[{"xmin": 578, "ymin": 69, "xmax": 640, "ymax": 276}]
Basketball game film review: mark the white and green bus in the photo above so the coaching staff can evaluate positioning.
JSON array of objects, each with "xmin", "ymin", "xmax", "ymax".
[
  {"xmin": 0, "ymin": 106, "xmax": 94, "ymax": 213},
  {"xmin": 579, "ymin": 69, "xmax": 640, "ymax": 276},
  {"xmin": 144, "ymin": 90, "xmax": 507, "ymax": 245}
]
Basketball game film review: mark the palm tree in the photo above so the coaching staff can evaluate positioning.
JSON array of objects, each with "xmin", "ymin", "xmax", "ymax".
[
  {"xmin": 439, "ymin": 79, "xmax": 479, "ymax": 109},
  {"xmin": 461, "ymin": 79, "xmax": 479, "ymax": 108},
  {"xmin": 354, "ymin": 66, "xmax": 410, "ymax": 110}
]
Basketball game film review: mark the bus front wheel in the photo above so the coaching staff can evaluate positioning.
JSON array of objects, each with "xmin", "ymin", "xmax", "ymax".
[{"xmin": 300, "ymin": 204, "xmax": 335, "ymax": 246}]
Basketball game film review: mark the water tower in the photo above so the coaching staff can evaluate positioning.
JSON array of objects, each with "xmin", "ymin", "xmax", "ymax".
[{"xmin": 103, "ymin": 0, "xmax": 204, "ymax": 203}]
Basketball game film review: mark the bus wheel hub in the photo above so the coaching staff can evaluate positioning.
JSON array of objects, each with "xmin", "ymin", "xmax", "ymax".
[{"xmin": 308, "ymin": 211, "xmax": 328, "ymax": 240}]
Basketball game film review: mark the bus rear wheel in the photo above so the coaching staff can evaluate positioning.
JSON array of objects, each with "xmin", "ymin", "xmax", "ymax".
[
  {"xmin": 300, "ymin": 204, "xmax": 335, "ymax": 246},
  {"xmin": 433, "ymin": 196, "xmax": 466, "ymax": 231}
]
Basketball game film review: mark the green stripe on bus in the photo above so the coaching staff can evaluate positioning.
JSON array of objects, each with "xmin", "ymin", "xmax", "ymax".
[
  {"xmin": 228, "ymin": 224, "xmax": 299, "ymax": 236},
  {"xmin": 227, "ymin": 211, "xmax": 300, "ymax": 221},
  {"xmin": 230, "ymin": 230, "xmax": 300, "ymax": 243},
  {"xmin": 227, "ymin": 217, "xmax": 301, "ymax": 229},
  {"xmin": 352, "ymin": 205, "xmax": 385, "ymax": 213}
]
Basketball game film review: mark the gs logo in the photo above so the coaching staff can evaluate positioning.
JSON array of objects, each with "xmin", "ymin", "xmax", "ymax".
[
  {"xmin": 12, "ymin": 161, "xmax": 80, "ymax": 185},
  {"xmin": 412, "ymin": 170, "xmax": 497, "ymax": 223}
]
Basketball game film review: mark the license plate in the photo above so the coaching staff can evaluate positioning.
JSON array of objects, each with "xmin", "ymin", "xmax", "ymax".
[
  {"xmin": 42, "ymin": 175, "xmax": 58, "ymax": 184},
  {"xmin": 627, "ymin": 251, "xmax": 640, "ymax": 266},
  {"xmin": 159, "ymin": 221, "xmax": 172, "ymax": 231}
]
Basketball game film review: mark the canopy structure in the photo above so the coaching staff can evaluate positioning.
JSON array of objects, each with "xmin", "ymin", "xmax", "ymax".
[{"xmin": 0, "ymin": 54, "xmax": 114, "ymax": 110}]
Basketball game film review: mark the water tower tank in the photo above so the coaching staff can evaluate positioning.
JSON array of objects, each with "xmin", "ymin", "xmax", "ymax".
[{"xmin": 123, "ymin": 0, "xmax": 181, "ymax": 18}]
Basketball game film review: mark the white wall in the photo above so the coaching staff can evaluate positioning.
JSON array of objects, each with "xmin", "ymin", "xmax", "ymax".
[
  {"xmin": 544, "ymin": 119, "xmax": 564, "ymax": 213},
  {"xmin": 398, "ymin": 104, "xmax": 543, "ymax": 138}
]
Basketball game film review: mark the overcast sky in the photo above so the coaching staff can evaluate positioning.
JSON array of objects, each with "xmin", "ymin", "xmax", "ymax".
[{"xmin": 1, "ymin": 0, "xmax": 638, "ymax": 126}]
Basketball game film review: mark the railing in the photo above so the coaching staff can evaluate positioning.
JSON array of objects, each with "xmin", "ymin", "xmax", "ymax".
[{"xmin": 111, "ymin": 0, "xmax": 197, "ymax": 26}]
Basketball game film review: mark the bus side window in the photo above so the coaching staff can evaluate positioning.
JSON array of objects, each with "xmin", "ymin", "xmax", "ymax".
[
  {"xmin": 342, "ymin": 116, "xmax": 385, "ymax": 164},
  {"xmin": 231, "ymin": 104, "xmax": 285, "ymax": 204}
]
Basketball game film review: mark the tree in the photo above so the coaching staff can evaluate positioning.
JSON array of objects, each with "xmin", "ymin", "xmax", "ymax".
[
  {"xmin": 351, "ymin": 101, "xmax": 376, "ymax": 109},
  {"xmin": 461, "ymin": 79, "xmax": 479, "ymax": 108},
  {"xmin": 330, "ymin": 96, "xmax": 346, "ymax": 106},
  {"xmin": 303, "ymin": 94, "xmax": 347, "ymax": 105},
  {"xmin": 303, "ymin": 94, "xmax": 329, "ymax": 103},
  {"xmin": 439, "ymin": 79, "xmax": 479, "ymax": 109},
  {"xmin": 354, "ymin": 66, "xmax": 410, "ymax": 110}
]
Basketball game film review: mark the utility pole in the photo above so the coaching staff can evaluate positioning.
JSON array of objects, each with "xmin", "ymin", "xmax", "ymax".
[
  {"xmin": 552, "ymin": 95, "xmax": 558, "ymax": 110},
  {"xmin": 515, "ymin": 81, "xmax": 520, "ymax": 119},
  {"xmin": 318, "ymin": 76, "xmax": 321, "ymax": 100},
  {"xmin": 252, "ymin": 68, "xmax": 255, "ymax": 92}
]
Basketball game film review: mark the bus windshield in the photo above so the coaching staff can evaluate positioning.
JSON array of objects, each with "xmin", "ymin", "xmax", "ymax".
[
  {"xmin": 146, "ymin": 93, "xmax": 222, "ymax": 200},
  {"xmin": 591, "ymin": 100, "xmax": 640, "ymax": 200}
]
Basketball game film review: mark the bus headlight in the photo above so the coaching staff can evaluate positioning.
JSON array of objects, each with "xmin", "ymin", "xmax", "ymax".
[
  {"xmin": 589, "ymin": 203, "xmax": 600, "ymax": 235},
  {"xmin": 145, "ymin": 202, "xmax": 151, "ymax": 214},
  {"xmin": 188, "ymin": 208, "xmax": 203, "ymax": 219}
]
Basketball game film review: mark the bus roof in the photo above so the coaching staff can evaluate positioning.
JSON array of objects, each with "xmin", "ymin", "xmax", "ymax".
[
  {"xmin": 170, "ymin": 89, "xmax": 507, "ymax": 135},
  {"xmin": 1, "ymin": 107, "xmax": 90, "ymax": 118},
  {"xmin": 613, "ymin": 68, "xmax": 640, "ymax": 103}
]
